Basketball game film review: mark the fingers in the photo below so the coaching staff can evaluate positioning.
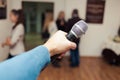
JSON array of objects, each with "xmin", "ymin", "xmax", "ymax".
[
  {"xmin": 58, "ymin": 53, "xmax": 66, "ymax": 59},
  {"xmin": 45, "ymin": 30, "xmax": 76, "ymax": 56},
  {"xmin": 58, "ymin": 30, "xmax": 67, "ymax": 35},
  {"xmin": 1, "ymin": 43, "xmax": 5, "ymax": 48},
  {"xmin": 59, "ymin": 30, "xmax": 76, "ymax": 50},
  {"xmin": 62, "ymin": 31, "xmax": 67, "ymax": 35},
  {"xmin": 68, "ymin": 41, "xmax": 77, "ymax": 50}
]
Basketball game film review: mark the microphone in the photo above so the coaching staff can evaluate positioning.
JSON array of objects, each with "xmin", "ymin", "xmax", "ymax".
[
  {"xmin": 66, "ymin": 20, "xmax": 88, "ymax": 42},
  {"xmin": 51, "ymin": 20, "xmax": 88, "ymax": 64}
]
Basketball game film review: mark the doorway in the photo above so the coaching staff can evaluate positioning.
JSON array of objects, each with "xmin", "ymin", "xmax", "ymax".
[{"xmin": 22, "ymin": 2, "xmax": 54, "ymax": 50}]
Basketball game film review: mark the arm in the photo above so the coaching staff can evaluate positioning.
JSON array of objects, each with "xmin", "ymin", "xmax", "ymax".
[
  {"xmin": 0, "ymin": 46, "xmax": 50, "ymax": 80},
  {"xmin": 3, "ymin": 24, "xmax": 24, "ymax": 47},
  {"xmin": 0, "ymin": 31, "xmax": 76, "ymax": 80}
]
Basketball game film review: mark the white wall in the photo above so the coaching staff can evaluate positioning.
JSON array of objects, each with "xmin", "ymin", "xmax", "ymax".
[
  {"xmin": 0, "ymin": 0, "xmax": 22, "ymax": 61},
  {"xmin": 11, "ymin": 0, "xmax": 22, "ymax": 9},
  {"xmin": 65, "ymin": 0, "xmax": 120, "ymax": 56},
  {"xmin": 0, "ymin": 0, "xmax": 12, "ymax": 61}
]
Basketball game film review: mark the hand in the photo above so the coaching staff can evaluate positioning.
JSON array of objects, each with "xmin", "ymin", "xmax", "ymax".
[
  {"xmin": 6, "ymin": 37, "xmax": 11, "ymax": 45},
  {"xmin": 44, "ymin": 30, "xmax": 76, "ymax": 56},
  {"xmin": 1, "ymin": 37, "xmax": 11, "ymax": 47},
  {"xmin": 1, "ymin": 43, "xmax": 6, "ymax": 48}
]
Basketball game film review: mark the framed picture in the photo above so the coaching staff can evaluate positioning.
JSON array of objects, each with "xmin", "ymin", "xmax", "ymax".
[
  {"xmin": 0, "ymin": 0, "xmax": 7, "ymax": 19},
  {"xmin": 86, "ymin": 0, "xmax": 105, "ymax": 24}
]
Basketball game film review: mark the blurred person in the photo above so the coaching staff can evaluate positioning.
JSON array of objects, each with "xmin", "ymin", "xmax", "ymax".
[
  {"xmin": 2, "ymin": 9, "xmax": 25, "ymax": 59},
  {"xmin": 53, "ymin": 11, "xmax": 67, "ymax": 67},
  {"xmin": 42, "ymin": 10, "xmax": 60, "ymax": 67},
  {"xmin": 118, "ymin": 26, "xmax": 120, "ymax": 37},
  {"xmin": 41, "ymin": 11, "xmax": 50, "ymax": 40},
  {"xmin": 102, "ymin": 26, "xmax": 120, "ymax": 66},
  {"xmin": 114, "ymin": 26, "xmax": 120, "ymax": 42},
  {"xmin": 56, "ymin": 11, "xmax": 66, "ymax": 31},
  {"xmin": 66, "ymin": 9, "xmax": 82, "ymax": 67},
  {"xmin": 0, "ymin": 31, "xmax": 77, "ymax": 80},
  {"xmin": 42, "ymin": 10, "xmax": 58, "ymax": 39}
]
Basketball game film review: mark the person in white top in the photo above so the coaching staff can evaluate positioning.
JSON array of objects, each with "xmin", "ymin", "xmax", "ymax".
[
  {"xmin": 2, "ymin": 9, "xmax": 25, "ymax": 58},
  {"xmin": 43, "ymin": 10, "xmax": 60, "ymax": 67},
  {"xmin": 48, "ymin": 21, "xmax": 58, "ymax": 37},
  {"xmin": 43, "ymin": 10, "xmax": 58, "ymax": 37}
]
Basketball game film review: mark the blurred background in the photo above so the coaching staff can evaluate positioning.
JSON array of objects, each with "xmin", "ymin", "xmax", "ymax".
[{"xmin": 0, "ymin": 0, "xmax": 120, "ymax": 80}]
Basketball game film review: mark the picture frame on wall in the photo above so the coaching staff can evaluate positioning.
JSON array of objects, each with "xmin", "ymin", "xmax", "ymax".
[
  {"xmin": 86, "ymin": 0, "xmax": 106, "ymax": 24},
  {"xmin": 0, "ymin": 0, "xmax": 7, "ymax": 19}
]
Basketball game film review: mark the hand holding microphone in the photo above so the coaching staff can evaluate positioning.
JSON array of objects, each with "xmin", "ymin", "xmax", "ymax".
[{"xmin": 48, "ymin": 20, "xmax": 88, "ymax": 63}]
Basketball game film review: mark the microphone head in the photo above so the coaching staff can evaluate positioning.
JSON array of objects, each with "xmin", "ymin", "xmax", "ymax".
[{"xmin": 71, "ymin": 20, "xmax": 88, "ymax": 37}]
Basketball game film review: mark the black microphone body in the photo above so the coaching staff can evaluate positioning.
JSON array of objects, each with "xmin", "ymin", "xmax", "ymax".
[{"xmin": 66, "ymin": 32, "xmax": 78, "ymax": 43}]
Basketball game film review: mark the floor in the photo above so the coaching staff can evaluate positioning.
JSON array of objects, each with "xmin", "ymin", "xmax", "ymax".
[
  {"xmin": 38, "ymin": 57, "xmax": 120, "ymax": 80},
  {"xmin": 25, "ymin": 33, "xmax": 45, "ymax": 51}
]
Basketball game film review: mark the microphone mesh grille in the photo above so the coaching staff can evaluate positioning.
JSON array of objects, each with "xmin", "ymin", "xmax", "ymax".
[{"xmin": 71, "ymin": 20, "xmax": 88, "ymax": 37}]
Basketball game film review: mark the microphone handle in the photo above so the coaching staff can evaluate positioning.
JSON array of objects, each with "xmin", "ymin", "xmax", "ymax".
[
  {"xmin": 66, "ymin": 32, "xmax": 78, "ymax": 42},
  {"xmin": 51, "ymin": 32, "xmax": 77, "ymax": 64}
]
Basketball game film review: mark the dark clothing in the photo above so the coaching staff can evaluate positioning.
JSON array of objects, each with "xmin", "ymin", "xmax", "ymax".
[
  {"xmin": 66, "ymin": 17, "xmax": 81, "ymax": 32},
  {"xmin": 41, "ymin": 29, "xmax": 50, "ymax": 39},
  {"xmin": 56, "ymin": 19, "xmax": 66, "ymax": 31},
  {"xmin": 70, "ymin": 44, "xmax": 79, "ymax": 66},
  {"xmin": 102, "ymin": 48, "xmax": 120, "ymax": 66},
  {"xmin": 8, "ymin": 54, "xmax": 14, "ymax": 59},
  {"xmin": 66, "ymin": 17, "xmax": 81, "ymax": 44},
  {"xmin": 118, "ymin": 26, "xmax": 120, "ymax": 37},
  {"xmin": 66, "ymin": 17, "xmax": 81, "ymax": 66}
]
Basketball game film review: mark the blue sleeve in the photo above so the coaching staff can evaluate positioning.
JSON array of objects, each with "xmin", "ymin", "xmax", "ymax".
[{"xmin": 0, "ymin": 46, "xmax": 51, "ymax": 80}]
